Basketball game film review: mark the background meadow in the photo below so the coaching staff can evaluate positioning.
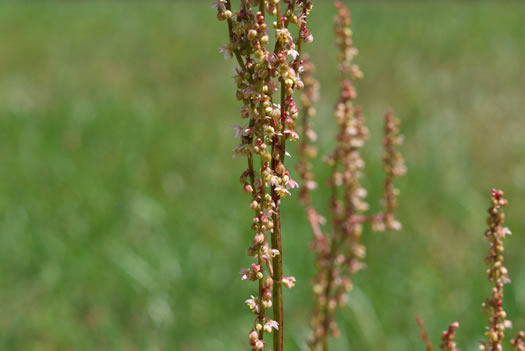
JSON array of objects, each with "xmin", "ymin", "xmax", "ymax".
[{"xmin": 1, "ymin": 1, "xmax": 524, "ymax": 350}]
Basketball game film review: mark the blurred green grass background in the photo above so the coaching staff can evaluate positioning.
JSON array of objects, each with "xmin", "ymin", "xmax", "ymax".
[{"xmin": 1, "ymin": 1, "xmax": 525, "ymax": 350}]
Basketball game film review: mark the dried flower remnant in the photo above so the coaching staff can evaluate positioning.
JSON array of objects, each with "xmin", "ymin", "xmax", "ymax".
[
  {"xmin": 440, "ymin": 322, "xmax": 460, "ymax": 351},
  {"xmin": 302, "ymin": 2, "xmax": 405, "ymax": 350},
  {"xmin": 214, "ymin": 1, "xmax": 314, "ymax": 350}
]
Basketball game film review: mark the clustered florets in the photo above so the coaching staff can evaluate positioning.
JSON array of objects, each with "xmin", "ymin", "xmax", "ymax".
[
  {"xmin": 296, "ymin": 54, "xmax": 320, "ymax": 207},
  {"xmin": 441, "ymin": 322, "xmax": 460, "ymax": 351},
  {"xmin": 511, "ymin": 332, "xmax": 525, "ymax": 351},
  {"xmin": 427, "ymin": 189, "xmax": 524, "ymax": 351},
  {"xmin": 298, "ymin": 2, "xmax": 405, "ymax": 350},
  {"xmin": 215, "ymin": 1, "xmax": 313, "ymax": 350},
  {"xmin": 480, "ymin": 189, "xmax": 512, "ymax": 351}
]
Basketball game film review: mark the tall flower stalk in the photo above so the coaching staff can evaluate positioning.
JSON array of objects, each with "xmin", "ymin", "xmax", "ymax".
[
  {"xmin": 214, "ymin": 1, "xmax": 313, "ymax": 350},
  {"xmin": 296, "ymin": 2, "xmax": 406, "ymax": 350},
  {"xmin": 419, "ymin": 189, "xmax": 524, "ymax": 351},
  {"xmin": 480, "ymin": 189, "xmax": 513, "ymax": 351}
]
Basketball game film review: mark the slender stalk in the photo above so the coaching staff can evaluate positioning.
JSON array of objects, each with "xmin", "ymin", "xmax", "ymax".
[
  {"xmin": 297, "ymin": 3, "xmax": 405, "ymax": 350},
  {"xmin": 416, "ymin": 316, "xmax": 434, "ymax": 351},
  {"xmin": 431, "ymin": 190, "xmax": 524, "ymax": 351}
]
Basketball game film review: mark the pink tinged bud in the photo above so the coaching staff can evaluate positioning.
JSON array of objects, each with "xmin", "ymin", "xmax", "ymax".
[
  {"xmin": 251, "ymin": 263, "xmax": 261, "ymax": 272},
  {"xmin": 304, "ymin": 34, "xmax": 314, "ymax": 43},
  {"xmin": 248, "ymin": 29, "xmax": 258, "ymax": 41},
  {"xmin": 244, "ymin": 184, "xmax": 253, "ymax": 193},
  {"xmin": 282, "ymin": 276, "xmax": 296, "ymax": 288},
  {"xmin": 254, "ymin": 340, "xmax": 264, "ymax": 350},
  {"xmin": 264, "ymin": 320, "xmax": 279, "ymax": 333},
  {"xmin": 388, "ymin": 220, "xmax": 402, "ymax": 231},
  {"xmin": 249, "ymin": 330, "xmax": 258, "ymax": 345},
  {"xmin": 254, "ymin": 233, "xmax": 265, "ymax": 244},
  {"xmin": 256, "ymin": 11, "xmax": 264, "ymax": 23},
  {"xmin": 263, "ymin": 290, "xmax": 272, "ymax": 300},
  {"xmin": 275, "ymin": 162, "xmax": 285, "ymax": 175},
  {"xmin": 264, "ymin": 277, "xmax": 273, "ymax": 289},
  {"xmin": 284, "ymin": 129, "xmax": 299, "ymax": 141},
  {"xmin": 350, "ymin": 64, "xmax": 364, "ymax": 80},
  {"xmin": 262, "ymin": 299, "xmax": 272, "ymax": 309},
  {"xmin": 267, "ymin": 319, "xmax": 279, "ymax": 331},
  {"xmin": 250, "ymin": 200, "xmax": 259, "ymax": 210}
]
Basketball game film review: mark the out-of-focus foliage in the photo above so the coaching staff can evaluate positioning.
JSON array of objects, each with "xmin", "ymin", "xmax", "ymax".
[{"xmin": 0, "ymin": 2, "xmax": 524, "ymax": 351}]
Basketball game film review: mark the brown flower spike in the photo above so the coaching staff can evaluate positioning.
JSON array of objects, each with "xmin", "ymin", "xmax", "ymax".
[
  {"xmin": 421, "ymin": 189, "xmax": 524, "ymax": 351},
  {"xmin": 480, "ymin": 189, "xmax": 512, "ymax": 351},
  {"xmin": 296, "ymin": 2, "xmax": 405, "ymax": 350}
]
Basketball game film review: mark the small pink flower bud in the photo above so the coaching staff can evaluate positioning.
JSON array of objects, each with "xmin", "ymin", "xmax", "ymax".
[
  {"xmin": 248, "ymin": 330, "xmax": 258, "ymax": 344},
  {"xmin": 263, "ymin": 289, "xmax": 272, "ymax": 300},
  {"xmin": 282, "ymin": 276, "xmax": 296, "ymax": 288},
  {"xmin": 254, "ymin": 340, "xmax": 264, "ymax": 350},
  {"xmin": 262, "ymin": 300, "xmax": 272, "ymax": 309},
  {"xmin": 275, "ymin": 162, "xmax": 285, "ymax": 175},
  {"xmin": 254, "ymin": 233, "xmax": 264, "ymax": 244},
  {"xmin": 248, "ymin": 29, "xmax": 258, "ymax": 41}
]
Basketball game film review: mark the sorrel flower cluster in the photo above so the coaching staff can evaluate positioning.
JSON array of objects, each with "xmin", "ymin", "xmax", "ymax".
[
  {"xmin": 419, "ymin": 189, "xmax": 524, "ymax": 351},
  {"xmin": 480, "ymin": 189, "xmax": 513, "ymax": 351},
  {"xmin": 214, "ymin": 1, "xmax": 313, "ymax": 350},
  {"xmin": 296, "ymin": 53, "xmax": 320, "ymax": 208},
  {"xmin": 296, "ymin": 2, "xmax": 406, "ymax": 349},
  {"xmin": 440, "ymin": 322, "xmax": 460, "ymax": 351}
]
